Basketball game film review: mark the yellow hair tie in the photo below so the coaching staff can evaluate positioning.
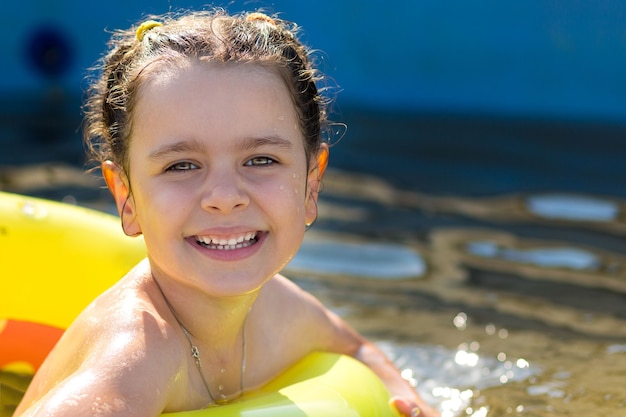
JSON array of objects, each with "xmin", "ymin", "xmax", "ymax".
[{"xmin": 136, "ymin": 20, "xmax": 162, "ymax": 42}]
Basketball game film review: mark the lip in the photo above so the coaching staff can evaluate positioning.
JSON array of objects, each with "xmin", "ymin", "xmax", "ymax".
[{"xmin": 186, "ymin": 230, "xmax": 267, "ymax": 262}]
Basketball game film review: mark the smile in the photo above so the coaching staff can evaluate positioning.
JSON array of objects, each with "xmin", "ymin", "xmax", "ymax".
[{"xmin": 195, "ymin": 232, "xmax": 259, "ymax": 251}]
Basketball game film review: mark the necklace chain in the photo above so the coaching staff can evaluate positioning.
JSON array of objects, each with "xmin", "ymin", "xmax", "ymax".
[{"xmin": 153, "ymin": 276, "xmax": 247, "ymax": 406}]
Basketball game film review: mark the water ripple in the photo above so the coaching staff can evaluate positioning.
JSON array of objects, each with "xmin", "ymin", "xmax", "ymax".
[{"xmin": 526, "ymin": 193, "xmax": 620, "ymax": 222}]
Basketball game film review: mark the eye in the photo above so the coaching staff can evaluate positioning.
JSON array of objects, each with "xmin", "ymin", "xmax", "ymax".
[
  {"xmin": 245, "ymin": 156, "xmax": 276, "ymax": 167},
  {"xmin": 166, "ymin": 161, "xmax": 199, "ymax": 171}
]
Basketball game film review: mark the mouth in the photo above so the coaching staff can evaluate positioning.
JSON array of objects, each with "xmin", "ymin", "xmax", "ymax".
[{"xmin": 195, "ymin": 232, "xmax": 260, "ymax": 251}]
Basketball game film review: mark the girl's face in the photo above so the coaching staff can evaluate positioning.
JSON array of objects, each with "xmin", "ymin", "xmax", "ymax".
[{"xmin": 107, "ymin": 63, "xmax": 325, "ymax": 296}]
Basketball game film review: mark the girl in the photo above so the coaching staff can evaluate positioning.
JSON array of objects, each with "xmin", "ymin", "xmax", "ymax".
[{"xmin": 15, "ymin": 10, "xmax": 438, "ymax": 417}]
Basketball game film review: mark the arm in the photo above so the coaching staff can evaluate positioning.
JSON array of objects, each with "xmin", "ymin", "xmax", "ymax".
[
  {"xmin": 15, "ymin": 367, "xmax": 164, "ymax": 417},
  {"xmin": 14, "ymin": 299, "xmax": 179, "ymax": 417},
  {"xmin": 14, "ymin": 328, "xmax": 172, "ymax": 417},
  {"xmin": 272, "ymin": 277, "xmax": 439, "ymax": 417},
  {"xmin": 354, "ymin": 340, "xmax": 440, "ymax": 417}
]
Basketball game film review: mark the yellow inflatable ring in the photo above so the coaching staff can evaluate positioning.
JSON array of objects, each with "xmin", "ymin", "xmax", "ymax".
[{"xmin": 0, "ymin": 191, "xmax": 398, "ymax": 416}]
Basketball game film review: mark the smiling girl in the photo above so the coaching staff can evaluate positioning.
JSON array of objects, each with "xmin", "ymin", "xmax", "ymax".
[{"xmin": 15, "ymin": 10, "xmax": 438, "ymax": 417}]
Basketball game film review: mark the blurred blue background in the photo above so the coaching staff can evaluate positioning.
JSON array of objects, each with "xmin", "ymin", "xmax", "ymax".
[
  {"xmin": 3, "ymin": 0, "xmax": 626, "ymax": 120},
  {"xmin": 2, "ymin": 0, "xmax": 626, "ymax": 198}
]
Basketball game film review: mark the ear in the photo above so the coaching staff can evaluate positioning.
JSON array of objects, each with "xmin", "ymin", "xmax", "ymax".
[
  {"xmin": 102, "ymin": 161, "xmax": 141, "ymax": 237},
  {"xmin": 304, "ymin": 144, "xmax": 329, "ymax": 226}
]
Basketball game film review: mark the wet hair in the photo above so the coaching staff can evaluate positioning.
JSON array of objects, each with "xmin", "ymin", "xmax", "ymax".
[{"xmin": 83, "ymin": 9, "xmax": 330, "ymax": 175}]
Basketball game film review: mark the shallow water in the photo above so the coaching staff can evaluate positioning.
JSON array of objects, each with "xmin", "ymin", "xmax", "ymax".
[
  {"xmin": 2, "ymin": 108, "xmax": 626, "ymax": 416},
  {"xmin": 287, "ymin": 165, "xmax": 626, "ymax": 416}
]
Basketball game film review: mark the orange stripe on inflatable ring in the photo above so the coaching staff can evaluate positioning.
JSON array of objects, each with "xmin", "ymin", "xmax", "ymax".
[{"xmin": 0, "ymin": 319, "xmax": 64, "ymax": 372}]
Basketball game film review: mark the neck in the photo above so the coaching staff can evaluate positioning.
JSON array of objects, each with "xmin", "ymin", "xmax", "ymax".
[
  {"xmin": 151, "ymin": 273, "xmax": 256, "ymax": 348},
  {"xmin": 149, "ymin": 269, "xmax": 254, "ymax": 405}
]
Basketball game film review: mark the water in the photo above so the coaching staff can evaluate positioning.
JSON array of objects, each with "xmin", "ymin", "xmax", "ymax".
[{"xmin": 2, "ymin": 105, "xmax": 626, "ymax": 416}]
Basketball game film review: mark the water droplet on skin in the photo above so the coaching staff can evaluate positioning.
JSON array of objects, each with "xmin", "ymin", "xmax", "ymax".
[{"xmin": 218, "ymin": 384, "xmax": 224, "ymax": 391}]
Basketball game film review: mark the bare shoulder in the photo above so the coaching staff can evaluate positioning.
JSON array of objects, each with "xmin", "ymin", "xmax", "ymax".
[
  {"xmin": 261, "ymin": 274, "xmax": 319, "ymax": 303},
  {"xmin": 253, "ymin": 275, "xmax": 363, "ymax": 357},
  {"xmin": 258, "ymin": 275, "xmax": 330, "ymax": 323},
  {"xmin": 16, "ymin": 269, "xmax": 185, "ymax": 416}
]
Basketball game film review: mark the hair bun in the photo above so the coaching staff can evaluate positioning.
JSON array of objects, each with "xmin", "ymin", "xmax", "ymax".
[{"xmin": 246, "ymin": 12, "xmax": 276, "ymax": 25}]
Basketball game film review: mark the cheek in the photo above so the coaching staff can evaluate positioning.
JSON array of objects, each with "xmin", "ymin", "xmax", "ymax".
[
  {"xmin": 133, "ymin": 180, "xmax": 182, "ymax": 221},
  {"xmin": 274, "ymin": 172, "xmax": 307, "ymax": 212},
  {"xmin": 290, "ymin": 171, "xmax": 310, "ymax": 199},
  {"xmin": 291, "ymin": 172, "xmax": 303, "ymax": 197}
]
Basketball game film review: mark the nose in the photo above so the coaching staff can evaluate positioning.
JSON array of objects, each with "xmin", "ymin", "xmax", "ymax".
[{"xmin": 200, "ymin": 171, "xmax": 250, "ymax": 214}]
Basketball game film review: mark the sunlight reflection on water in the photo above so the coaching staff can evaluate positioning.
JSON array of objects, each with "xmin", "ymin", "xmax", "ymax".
[
  {"xmin": 526, "ymin": 194, "xmax": 619, "ymax": 222},
  {"xmin": 466, "ymin": 241, "xmax": 600, "ymax": 270},
  {"xmin": 377, "ymin": 340, "xmax": 537, "ymax": 416},
  {"xmin": 287, "ymin": 239, "xmax": 427, "ymax": 279}
]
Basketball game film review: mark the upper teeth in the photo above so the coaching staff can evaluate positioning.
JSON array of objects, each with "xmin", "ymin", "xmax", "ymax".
[{"xmin": 196, "ymin": 232, "xmax": 257, "ymax": 247}]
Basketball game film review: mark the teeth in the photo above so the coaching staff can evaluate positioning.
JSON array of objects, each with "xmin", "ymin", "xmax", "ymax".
[{"xmin": 196, "ymin": 232, "xmax": 258, "ymax": 250}]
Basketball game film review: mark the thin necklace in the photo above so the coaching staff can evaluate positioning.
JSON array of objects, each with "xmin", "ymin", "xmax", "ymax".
[{"xmin": 152, "ymin": 276, "xmax": 247, "ymax": 407}]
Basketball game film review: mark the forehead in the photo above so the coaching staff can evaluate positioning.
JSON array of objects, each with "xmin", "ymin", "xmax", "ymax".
[
  {"xmin": 130, "ymin": 62, "xmax": 303, "ymax": 151},
  {"xmin": 136, "ymin": 61, "xmax": 291, "ymax": 107}
]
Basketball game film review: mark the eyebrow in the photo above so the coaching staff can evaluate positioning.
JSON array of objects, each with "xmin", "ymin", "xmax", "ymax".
[
  {"xmin": 238, "ymin": 136, "xmax": 294, "ymax": 152},
  {"xmin": 148, "ymin": 136, "xmax": 294, "ymax": 161},
  {"xmin": 148, "ymin": 140, "xmax": 206, "ymax": 161}
]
